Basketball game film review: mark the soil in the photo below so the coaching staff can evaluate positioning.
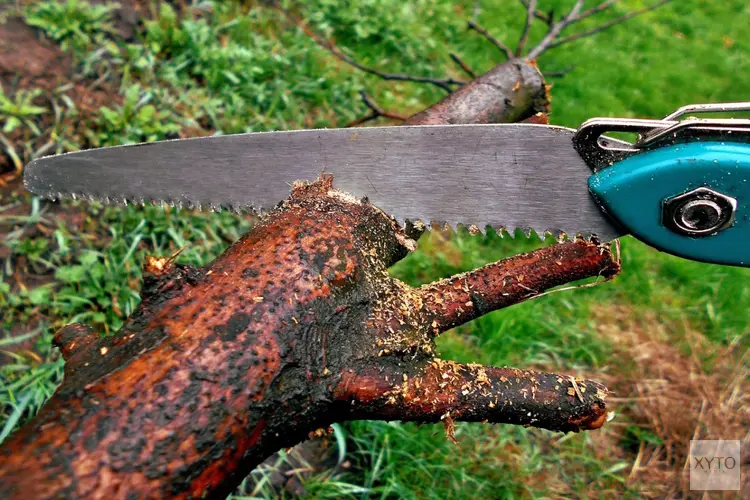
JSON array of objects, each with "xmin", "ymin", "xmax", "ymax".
[
  {"xmin": 0, "ymin": 15, "xmax": 72, "ymax": 85},
  {"xmin": 0, "ymin": 12, "xmax": 119, "ymax": 362},
  {"xmin": 0, "ymin": 14, "xmax": 120, "ymax": 190}
]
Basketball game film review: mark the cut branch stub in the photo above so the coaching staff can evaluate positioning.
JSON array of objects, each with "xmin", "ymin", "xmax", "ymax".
[
  {"xmin": 404, "ymin": 59, "xmax": 549, "ymax": 125},
  {"xmin": 0, "ymin": 176, "xmax": 619, "ymax": 499}
]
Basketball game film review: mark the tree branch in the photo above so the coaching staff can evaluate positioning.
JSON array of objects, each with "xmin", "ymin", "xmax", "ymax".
[
  {"xmin": 515, "ymin": 0, "xmax": 537, "ymax": 56},
  {"xmin": 467, "ymin": 20, "xmax": 514, "ymax": 60},
  {"xmin": 578, "ymin": 0, "xmax": 620, "ymax": 21},
  {"xmin": 546, "ymin": 0, "xmax": 674, "ymax": 51},
  {"xmin": 276, "ymin": 5, "xmax": 464, "ymax": 92},
  {"xmin": 527, "ymin": 0, "xmax": 586, "ymax": 60},
  {"xmin": 0, "ymin": 4, "xmax": 653, "ymax": 496},
  {"xmin": 404, "ymin": 59, "xmax": 549, "ymax": 125},
  {"xmin": 519, "ymin": 0, "xmax": 553, "ymax": 25},
  {"xmin": 337, "ymin": 361, "xmax": 609, "ymax": 433},
  {"xmin": 525, "ymin": 0, "xmax": 674, "ymax": 59},
  {"xmin": 0, "ymin": 174, "xmax": 619, "ymax": 498},
  {"xmin": 346, "ymin": 90, "xmax": 408, "ymax": 127},
  {"xmin": 449, "ymin": 52, "xmax": 476, "ymax": 79},
  {"xmin": 419, "ymin": 238, "xmax": 619, "ymax": 334}
]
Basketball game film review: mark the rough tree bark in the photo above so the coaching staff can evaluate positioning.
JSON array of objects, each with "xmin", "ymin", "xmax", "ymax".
[
  {"xmin": 0, "ymin": 67, "xmax": 619, "ymax": 499},
  {"xmin": 404, "ymin": 59, "xmax": 548, "ymax": 125},
  {"xmin": 0, "ymin": 177, "xmax": 618, "ymax": 499},
  {"xmin": 0, "ymin": 0, "xmax": 690, "ymax": 495},
  {"xmin": 0, "ymin": 8, "xmax": 633, "ymax": 497},
  {"xmin": 250, "ymin": 54, "xmax": 553, "ymax": 494}
]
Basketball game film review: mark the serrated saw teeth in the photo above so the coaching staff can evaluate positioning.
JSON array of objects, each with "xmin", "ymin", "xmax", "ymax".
[{"xmin": 29, "ymin": 190, "xmax": 603, "ymax": 242}]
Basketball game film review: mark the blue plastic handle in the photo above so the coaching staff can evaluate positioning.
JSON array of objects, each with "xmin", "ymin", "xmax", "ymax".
[{"xmin": 588, "ymin": 141, "xmax": 750, "ymax": 266}]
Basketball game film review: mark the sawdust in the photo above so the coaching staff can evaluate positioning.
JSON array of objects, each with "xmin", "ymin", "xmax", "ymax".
[{"xmin": 441, "ymin": 412, "xmax": 458, "ymax": 444}]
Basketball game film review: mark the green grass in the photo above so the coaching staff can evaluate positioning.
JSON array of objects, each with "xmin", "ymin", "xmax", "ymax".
[{"xmin": 1, "ymin": 0, "xmax": 749, "ymax": 497}]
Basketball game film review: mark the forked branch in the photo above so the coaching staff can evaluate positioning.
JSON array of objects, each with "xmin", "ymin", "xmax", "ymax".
[
  {"xmin": 472, "ymin": 0, "xmax": 674, "ymax": 61},
  {"xmin": 0, "ymin": 175, "xmax": 620, "ymax": 498},
  {"xmin": 275, "ymin": 0, "xmax": 671, "ymax": 127},
  {"xmin": 542, "ymin": 0, "xmax": 675, "ymax": 52},
  {"xmin": 0, "ymin": 4, "xmax": 634, "ymax": 498},
  {"xmin": 526, "ymin": 0, "xmax": 586, "ymax": 59}
]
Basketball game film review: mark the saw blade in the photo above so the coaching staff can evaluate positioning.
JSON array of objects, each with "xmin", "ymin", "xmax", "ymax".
[{"xmin": 24, "ymin": 124, "xmax": 624, "ymax": 240}]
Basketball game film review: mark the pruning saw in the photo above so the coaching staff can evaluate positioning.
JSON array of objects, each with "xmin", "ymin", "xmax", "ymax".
[{"xmin": 24, "ymin": 102, "xmax": 750, "ymax": 266}]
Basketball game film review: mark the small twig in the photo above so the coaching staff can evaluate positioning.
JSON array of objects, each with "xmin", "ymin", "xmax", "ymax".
[
  {"xmin": 277, "ymin": 5, "xmax": 464, "ymax": 92},
  {"xmin": 524, "ymin": 0, "xmax": 672, "ymax": 60},
  {"xmin": 521, "ymin": 0, "xmax": 619, "ymax": 26},
  {"xmin": 543, "ymin": 65, "xmax": 576, "ymax": 78},
  {"xmin": 515, "ymin": 0, "xmax": 537, "ymax": 56},
  {"xmin": 346, "ymin": 90, "xmax": 408, "ymax": 127},
  {"xmin": 546, "ymin": 0, "xmax": 673, "ymax": 51},
  {"xmin": 467, "ymin": 21, "xmax": 514, "ymax": 60},
  {"xmin": 578, "ymin": 0, "xmax": 620, "ymax": 21},
  {"xmin": 519, "ymin": 0, "xmax": 553, "ymax": 25},
  {"xmin": 526, "ymin": 0, "xmax": 585, "ymax": 60},
  {"xmin": 449, "ymin": 53, "xmax": 476, "ymax": 79}
]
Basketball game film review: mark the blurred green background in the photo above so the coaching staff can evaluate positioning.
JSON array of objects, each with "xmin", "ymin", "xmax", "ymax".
[{"xmin": 1, "ymin": 1, "xmax": 748, "ymax": 498}]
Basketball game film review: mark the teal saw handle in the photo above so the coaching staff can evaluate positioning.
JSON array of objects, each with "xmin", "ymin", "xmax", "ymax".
[{"xmin": 588, "ymin": 141, "xmax": 750, "ymax": 267}]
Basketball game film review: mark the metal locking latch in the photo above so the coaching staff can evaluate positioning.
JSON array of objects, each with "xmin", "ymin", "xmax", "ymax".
[{"xmin": 574, "ymin": 102, "xmax": 750, "ymax": 237}]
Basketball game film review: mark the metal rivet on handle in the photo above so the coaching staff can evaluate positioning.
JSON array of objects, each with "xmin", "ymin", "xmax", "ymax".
[{"xmin": 662, "ymin": 187, "xmax": 737, "ymax": 237}]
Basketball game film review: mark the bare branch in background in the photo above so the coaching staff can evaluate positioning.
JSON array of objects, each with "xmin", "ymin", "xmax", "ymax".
[
  {"xmin": 449, "ymin": 52, "xmax": 476, "ymax": 79},
  {"xmin": 526, "ymin": 0, "xmax": 586, "ymax": 59},
  {"xmin": 519, "ymin": 0, "xmax": 554, "ymax": 25},
  {"xmin": 275, "ymin": 5, "xmax": 464, "ymax": 92},
  {"xmin": 272, "ymin": 0, "xmax": 672, "ymax": 120},
  {"xmin": 518, "ymin": 0, "xmax": 626, "ymax": 27},
  {"xmin": 578, "ymin": 0, "xmax": 620, "ymax": 21},
  {"xmin": 515, "ymin": 0, "xmax": 537, "ymax": 56},
  {"xmin": 467, "ymin": 20, "xmax": 514, "ymax": 60},
  {"xmin": 347, "ymin": 90, "xmax": 408, "ymax": 127},
  {"xmin": 543, "ymin": 65, "xmax": 576, "ymax": 78},
  {"xmin": 546, "ymin": 0, "xmax": 674, "ymax": 51},
  {"xmin": 526, "ymin": 0, "xmax": 674, "ymax": 59}
]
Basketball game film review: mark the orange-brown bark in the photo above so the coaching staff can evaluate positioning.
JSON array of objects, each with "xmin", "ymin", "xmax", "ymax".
[
  {"xmin": 0, "ymin": 38, "xmax": 622, "ymax": 498},
  {"xmin": 0, "ymin": 176, "xmax": 618, "ymax": 499}
]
